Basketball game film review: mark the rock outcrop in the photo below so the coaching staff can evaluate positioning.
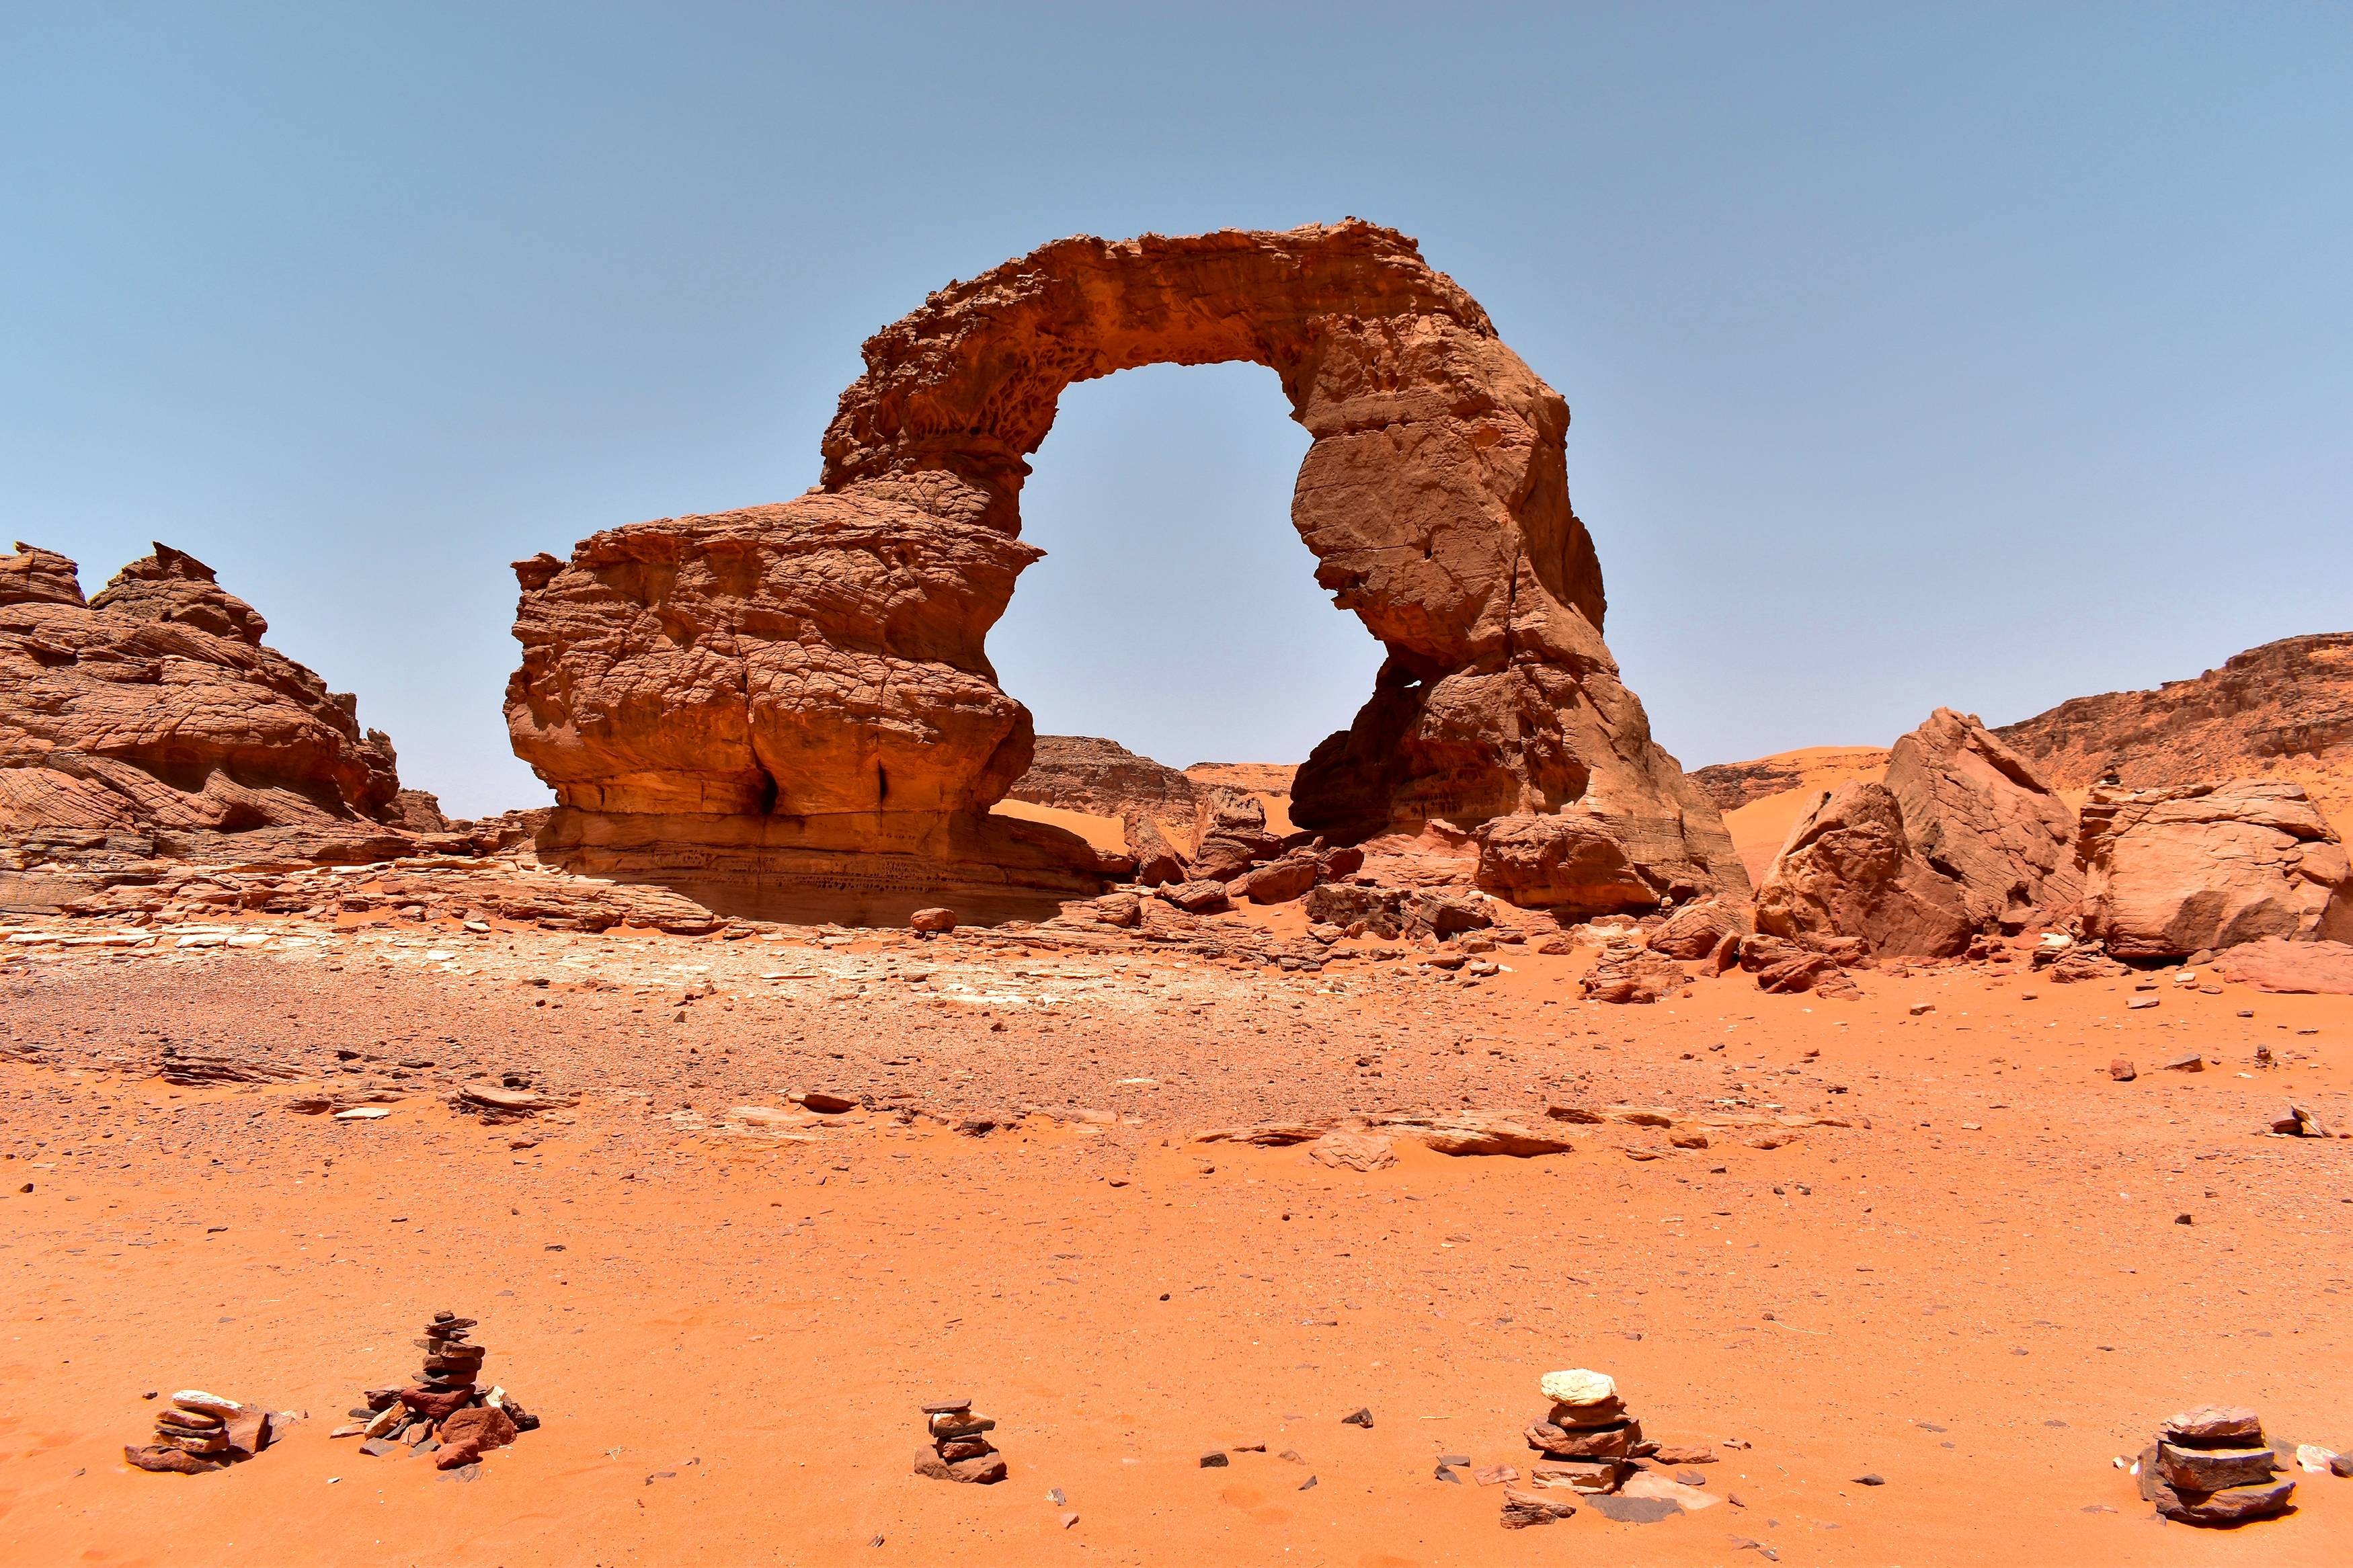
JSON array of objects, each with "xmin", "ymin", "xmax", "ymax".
[
  {"xmin": 1, "ymin": 542, "xmax": 405, "ymax": 852},
  {"xmin": 2214, "ymin": 936, "xmax": 2353, "ymax": 995},
  {"xmin": 1997, "ymin": 632, "xmax": 2353, "ymax": 795},
  {"xmin": 507, "ymin": 223, "xmax": 1746, "ymax": 921},
  {"xmin": 2076, "ymin": 781, "xmax": 2353, "ymax": 957},
  {"xmin": 1753, "ymin": 710, "xmax": 2077, "ymax": 956},
  {"xmin": 1004, "ymin": 735, "xmax": 1198, "ymax": 822},
  {"xmin": 1754, "ymin": 782, "xmax": 1975, "ymax": 958},
  {"xmin": 1689, "ymin": 747, "xmax": 1892, "ymax": 813},
  {"xmin": 1884, "ymin": 708, "xmax": 2080, "ymax": 930}
]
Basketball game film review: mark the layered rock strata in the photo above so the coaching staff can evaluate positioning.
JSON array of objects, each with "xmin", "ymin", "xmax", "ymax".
[
  {"xmin": 506, "ymin": 223, "xmax": 1745, "ymax": 919},
  {"xmin": 1998, "ymin": 632, "xmax": 2353, "ymax": 793},
  {"xmin": 2137, "ymin": 1405, "xmax": 2293, "ymax": 1525},
  {"xmin": 1004, "ymin": 735, "xmax": 1197, "ymax": 822},
  {"xmin": 2, "ymin": 542, "xmax": 405, "ymax": 854}
]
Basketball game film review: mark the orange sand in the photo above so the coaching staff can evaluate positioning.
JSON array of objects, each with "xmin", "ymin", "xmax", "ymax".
[{"xmin": 3, "ymin": 911, "xmax": 2348, "ymax": 1565}]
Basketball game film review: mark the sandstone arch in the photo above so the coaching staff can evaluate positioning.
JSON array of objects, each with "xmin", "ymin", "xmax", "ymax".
[{"xmin": 506, "ymin": 222, "xmax": 1746, "ymax": 919}]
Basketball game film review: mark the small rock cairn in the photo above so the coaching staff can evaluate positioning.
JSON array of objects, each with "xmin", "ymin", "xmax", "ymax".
[
  {"xmin": 1501, "ymin": 1369, "xmax": 1647, "ymax": 1526},
  {"xmin": 2139, "ymin": 1405, "xmax": 2293, "ymax": 1524},
  {"xmin": 335, "ymin": 1310, "xmax": 539, "ymax": 1471},
  {"xmin": 914, "ymin": 1397, "xmax": 1007, "ymax": 1484},
  {"xmin": 126, "ymin": 1389, "xmax": 281, "ymax": 1474}
]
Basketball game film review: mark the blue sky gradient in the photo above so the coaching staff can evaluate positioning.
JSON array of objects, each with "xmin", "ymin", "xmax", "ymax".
[{"xmin": 5, "ymin": 3, "xmax": 2347, "ymax": 813}]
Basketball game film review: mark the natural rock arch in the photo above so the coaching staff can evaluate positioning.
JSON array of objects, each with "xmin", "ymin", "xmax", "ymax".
[{"xmin": 506, "ymin": 222, "xmax": 1744, "ymax": 918}]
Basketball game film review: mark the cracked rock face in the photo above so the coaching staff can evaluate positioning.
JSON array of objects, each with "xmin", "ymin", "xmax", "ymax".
[
  {"xmin": 507, "ymin": 222, "xmax": 1744, "ymax": 914},
  {"xmin": 1753, "ymin": 709, "xmax": 2081, "ymax": 957},
  {"xmin": 1, "ymin": 541, "xmax": 403, "ymax": 841},
  {"xmin": 2078, "ymin": 780, "xmax": 2353, "ymax": 956}
]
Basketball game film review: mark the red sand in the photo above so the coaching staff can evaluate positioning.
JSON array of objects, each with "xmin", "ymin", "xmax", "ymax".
[{"xmin": 3, "ymin": 911, "xmax": 2348, "ymax": 1565}]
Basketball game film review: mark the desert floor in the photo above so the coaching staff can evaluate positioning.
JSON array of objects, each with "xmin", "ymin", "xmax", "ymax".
[{"xmin": 3, "ymin": 907, "xmax": 2348, "ymax": 1566}]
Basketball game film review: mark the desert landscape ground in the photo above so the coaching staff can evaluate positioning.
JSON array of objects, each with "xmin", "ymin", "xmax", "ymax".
[
  {"xmin": 3, "ymin": 893, "xmax": 2348, "ymax": 1565},
  {"xmin": 7, "ymin": 221, "xmax": 2352, "ymax": 1565}
]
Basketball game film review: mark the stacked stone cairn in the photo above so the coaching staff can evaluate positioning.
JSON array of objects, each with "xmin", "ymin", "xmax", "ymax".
[
  {"xmin": 335, "ymin": 1310, "xmax": 539, "ymax": 1471},
  {"xmin": 1501, "ymin": 1369, "xmax": 1651, "ymax": 1526},
  {"xmin": 915, "ymin": 1397, "xmax": 1008, "ymax": 1484},
  {"xmin": 126, "ymin": 1389, "xmax": 280, "ymax": 1474},
  {"xmin": 2139, "ymin": 1405, "xmax": 2295, "ymax": 1524}
]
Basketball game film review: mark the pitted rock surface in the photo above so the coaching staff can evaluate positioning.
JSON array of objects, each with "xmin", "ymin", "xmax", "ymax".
[{"xmin": 508, "ymin": 223, "xmax": 1744, "ymax": 914}]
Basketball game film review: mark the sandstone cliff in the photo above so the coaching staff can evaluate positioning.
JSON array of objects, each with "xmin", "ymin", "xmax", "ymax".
[{"xmin": 1995, "ymin": 632, "xmax": 2353, "ymax": 827}]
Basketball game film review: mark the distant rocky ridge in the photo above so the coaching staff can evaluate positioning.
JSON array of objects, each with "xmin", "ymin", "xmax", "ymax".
[
  {"xmin": 1690, "ymin": 747, "xmax": 1890, "ymax": 814},
  {"xmin": 1713, "ymin": 634, "xmax": 2353, "ymax": 964},
  {"xmin": 1991, "ymin": 632, "xmax": 2353, "ymax": 794},
  {"xmin": 1002, "ymin": 736, "xmax": 1198, "ymax": 821},
  {"xmin": 1700, "ymin": 632, "xmax": 2353, "ymax": 816}
]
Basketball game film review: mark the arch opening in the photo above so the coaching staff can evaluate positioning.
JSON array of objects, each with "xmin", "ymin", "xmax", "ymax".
[
  {"xmin": 984, "ymin": 361, "xmax": 1380, "ymax": 790},
  {"xmin": 506, "ymin": 223, "xmax": 1749, "ymax": 922}
]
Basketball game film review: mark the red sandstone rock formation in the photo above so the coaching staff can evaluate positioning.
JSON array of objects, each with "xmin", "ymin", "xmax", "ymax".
[
  {"xmin": 1, "ymin": 542, "xmax": 405, "ymax": 849},
  {"xmin": 1995, "ymin": 633, "xmax": 2353, "ymax": 792},
  {"xmin": 2214, "ymin": 936, "xmax": 2353, "ymax": 995},
  {"xmin": 1753, "ymin": 711, "xmax": 2077, "ymax": 956},
  {"xmin": 1884, "ymin": 708, "xmax": 2081, "ymax": 929},
  {"xmin": 1005, "ymin": 736, "xmax": 1199, "ymax": 821},
  {"xmin": 2076, "ymin": 780, "xmax": 2352, "ymax": 957},
  {"xmin": 507, "ymin": 224, "xmax": 1745, "ymax": 917},
  {"xmin": 1754, "ymin": 782, "xmax": 1974, "ymax": 957}
]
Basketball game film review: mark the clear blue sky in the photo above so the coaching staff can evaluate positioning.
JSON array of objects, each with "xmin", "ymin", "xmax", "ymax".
[{"xmin": 5, "ymin": 3, "xmax": 2347, "ymax": 816}]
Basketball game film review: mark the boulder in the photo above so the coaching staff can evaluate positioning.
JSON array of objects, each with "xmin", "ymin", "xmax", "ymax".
[
  {"xmin": 1380, "ymin": 1110, "xmax": 1574, "ymax": 1157},
  {"xmin": 2161, "ymin": 1406, "xmax": 2266, "ymax": 1446},
  {"xmin": 2156, "ymin": 1442, "xmax": 2278, "ymax": 1492},
  {"xmin": 1499, "ymin": 1487, "xmax": 1578, "ymax": 1528},
  {"xmin": 914, "ymin": 1450, "xmax": 1007, "ymax": 1485},
  {"xmin": 2077, "ymin": 781, "xmax": 2353, "ymax": 957},
  {"xmin": 1302, "ymin": 882, "xmax": 1406, "ymax": 938},
  {"xmin": 1645, "ymin": 897, "xmax": 1748, "ymax": 959},
  {"xmin": 1579, "ymin": 946, "xmax": 1687, "ymax": 1004},
  {"xmin": 1754, "ymin": 781, "xmax": 1973, "ymax": 958},
  {"xmin": 1749, "ymin": 710, "xmax": 2079, "ymax": 956},
  {"xmin": 2215, "ymin": 936, "xmax": 2353, "ymax": 995},
  {"xmin": 1406, "ymin": 891, "xmax": 1492, "ymax": 940},
  {"xmin": 1, "ymin": 542, "xmax": 407, "ymax": 843},
  {"xmin": 1735, "ymin": 933, "xmax": 1843, "ymax": 995},
  {"xmin": 1472, "ymin": 811, "xmax": 1667, "ymax": 915},
  {"xmin": 1236, "ymin": 849, "xmax": 1322, "ymax": 905},
  {"xmin": 1191, "ymin": 788, "xmax": 1283, "ymax": 882},
  {"xmin": 1884, "ymin": 708, "xmax": 2081, "ymax": 930},
  {"xmin": 510, "ymin": 223, "xmax": 1746, "ymax": 918},
  {"xmin": 1125, "ymin": 815, "xmax": 1188, "ymax": 886},
  {"xmin": 438, "ymin": 1405, "xmax": 519, "ymax": 1456},
  {"xmin": 1156, "ymin": 879, "xmax": 1232, "ymax": 916}
]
